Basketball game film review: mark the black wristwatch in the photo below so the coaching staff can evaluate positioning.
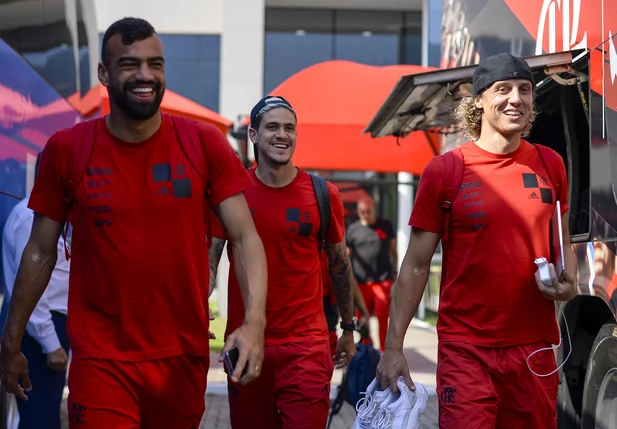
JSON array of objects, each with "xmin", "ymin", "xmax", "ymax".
[{"xmin": 340, "ymin": 320, "xmax": 357, "ymax": 332}]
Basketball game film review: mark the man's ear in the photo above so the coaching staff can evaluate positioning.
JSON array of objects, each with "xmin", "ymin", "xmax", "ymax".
[
  {"xmin": 98, "ymin": 62, "xmax": 110, "ymax": 87},
  {"xmin": 473, "ymin": 94, "xmax": 483, "ymax": 110},
  {"xmin": 248, "ymin": 128, "xmax": 257, "ymax": 144}
]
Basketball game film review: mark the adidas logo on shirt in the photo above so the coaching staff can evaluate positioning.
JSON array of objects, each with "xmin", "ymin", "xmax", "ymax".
[{"xmin": 529, "ymin": 192, "xmax": 539, "ymax": 199}]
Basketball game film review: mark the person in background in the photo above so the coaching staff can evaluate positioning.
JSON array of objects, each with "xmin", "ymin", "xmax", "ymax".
[
  {"xmin": 1, "ymin": 153, "xmax": 70, "ymax": 429},
  {"xmin": 321, "ymin": 252, "xmax": 370, "ymax": 357},
  {"xmin": 346, "ymin": 197, "xmax": 397, "ymax": 350}
]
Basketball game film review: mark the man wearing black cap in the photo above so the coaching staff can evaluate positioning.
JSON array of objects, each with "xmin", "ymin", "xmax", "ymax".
[
  {"xmin": 209, "ymin": 96, "xmax": 357, "ymax": 428},
  {"xmin": 375, "ymin": 53, "xmax": 577, "ymax": 428}
]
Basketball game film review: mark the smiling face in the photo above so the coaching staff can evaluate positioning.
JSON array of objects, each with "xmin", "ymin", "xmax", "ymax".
[
  {"xmin": 474, "ymin": 79, "xmax": 534, "ymax": 138},
  {"xmin": 98, "ymin": 33, "xmax": 165, "ymax": 120},
  {"xmin": 250, "ymin": 107, "xmax": 297, "ymax": 166}
]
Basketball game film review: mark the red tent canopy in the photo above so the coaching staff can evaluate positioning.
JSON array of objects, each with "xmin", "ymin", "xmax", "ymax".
[
  {"xmin": 70, "ymin": 84, "xmax": 233, "ymax": 134},
  {"xmin": 252, "ymin": 60, "xmax": 439, "ymax": 175}
]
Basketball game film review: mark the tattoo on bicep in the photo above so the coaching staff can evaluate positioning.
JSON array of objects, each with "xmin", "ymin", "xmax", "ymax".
[
  {"xmin": 208, "ymin": 237, "xmax": 226, "ymax": 295},
  {"xmin": 326, "ymin": 241, "xmax": 354, "ymax": 321}
]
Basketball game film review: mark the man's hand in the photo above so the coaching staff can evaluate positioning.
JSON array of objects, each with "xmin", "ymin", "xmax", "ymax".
[
  {"xmin": 535, "ymin": 263, "xmax": 578, "ymax": 301},
  {"xmin": 0, "ymin": 345, "xmax": 31, "ymax": 401},
  {"xmin": 334, "ymin": 331, "xmax": 356, "ymax": 369},
  {"xmin": 376, "ymin": 346, "xmax": 414, "ymax": 393},
  {"xmin": 357, "ymin": 308, "xmax": 370, "ymax": 332},
  {"xmin": 46, "ymin": 346, "xmax": 68, "ymax": 372},
  {"xmin": 208, "ymin": 307, "xmax": 216, "ymax": 340},
  {"xmin": 221, "ymin": 322, "xmax": 264, "ymax": 385}
]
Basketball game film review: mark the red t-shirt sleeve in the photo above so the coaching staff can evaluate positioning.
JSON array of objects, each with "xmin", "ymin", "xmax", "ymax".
[
  {"xmin": 409, "ymin": 156, "xmax": 446, "ymax": 233},
  {"xmin": 28, "ymin": 130, "xmax": 72, "ymax": 222},
  {"xmin": 196, "ymin": 122, "xmax": 252, "ymax": 207},
  {"xmin": 326, "ymin": 181, "xmax": 345, "ymax": 243}
]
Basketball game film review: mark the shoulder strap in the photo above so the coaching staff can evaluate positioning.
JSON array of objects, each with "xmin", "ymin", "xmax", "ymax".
[
  {"xmin": 440, "ymin": 147, "xmax": 464, "ymax": 244},
  {"xmin": 534, "ymin": 144, "xmax": 562, "ymax": 202},
  {"xmin": 310, "ymin": 174, "xmax": 331, "ymax": 253},
  {"xmin": 63, "ymin": 119, "xmax": 96, "ymax": 260},
  {"xmin": 171, "ymin": 115, "xmax": 214, "ymax": 248}
]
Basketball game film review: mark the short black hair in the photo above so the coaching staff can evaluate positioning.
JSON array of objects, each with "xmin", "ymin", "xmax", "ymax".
[{"xmin": 101, "ymin": 17, "xmax": 157, "ymax": 65}]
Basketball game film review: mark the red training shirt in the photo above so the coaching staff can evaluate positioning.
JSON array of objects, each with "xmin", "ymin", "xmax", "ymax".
[
  {"xmin": 29, "ymin": 113, "xmax": 252, "ymax": 361},
  {"xmin": 212, "ymin": 168, "xmax": 345, "ymax": 345},
  {"xmin": 410, "ymin": 140, "xmax": 567, "ymax": 347}
]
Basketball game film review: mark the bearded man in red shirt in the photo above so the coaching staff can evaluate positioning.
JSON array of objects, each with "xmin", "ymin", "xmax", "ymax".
[{"xmin": 0, "ymin": 17, "xmax": 267, "ymax": 429}]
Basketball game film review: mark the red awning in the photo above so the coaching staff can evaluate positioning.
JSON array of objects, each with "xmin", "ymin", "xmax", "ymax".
[
  {"xmin": 253, "ymin": 60, "xmax": 439, "ymax": 175},
  {"xmin": 71, "ymin": 85, "xmax": 233, "ymax": 134}
]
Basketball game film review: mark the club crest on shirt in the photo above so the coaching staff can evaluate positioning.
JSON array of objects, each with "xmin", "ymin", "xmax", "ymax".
[{"xmin": 286, "ymin": 208, "xmax": 312, "ymax": 237}]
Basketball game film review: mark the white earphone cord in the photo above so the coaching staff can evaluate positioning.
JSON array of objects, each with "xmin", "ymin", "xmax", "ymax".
[{"xmin": 526, "ymin": 302, "xmax": 571, "ymax": 377}]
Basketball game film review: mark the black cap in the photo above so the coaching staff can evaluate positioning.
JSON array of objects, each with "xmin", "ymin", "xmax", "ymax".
[
  {"xmin": 249, "ymin": 96, "xmax": 295, "ymax": 129},
  {"xmin": 472, "ymin": 53, "xmax": 534, "ymax": 97}
]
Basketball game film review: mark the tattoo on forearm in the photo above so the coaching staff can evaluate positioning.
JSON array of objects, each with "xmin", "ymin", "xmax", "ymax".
[
  {"xmin": 326, "ymin": 241, "xmax": 354, "ymax": 322},
  {"xmin": 208, "ymin": 237, "xmax": 226, "ymax": 297}
]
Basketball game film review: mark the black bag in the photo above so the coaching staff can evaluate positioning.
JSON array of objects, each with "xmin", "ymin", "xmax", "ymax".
[{"xmin": 310, "ymin": 174, "xmax": 339, "ymax": 331}]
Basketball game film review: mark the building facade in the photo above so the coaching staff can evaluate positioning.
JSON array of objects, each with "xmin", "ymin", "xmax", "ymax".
[{"xmin": 0, "ymin": 0, "xmax": 443, "ymax": 310}]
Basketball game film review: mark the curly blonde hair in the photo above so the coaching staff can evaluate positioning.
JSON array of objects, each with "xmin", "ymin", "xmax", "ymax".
[{"xmin": 453, "ymin": 96, "xmax": 537, "ymax": 140}]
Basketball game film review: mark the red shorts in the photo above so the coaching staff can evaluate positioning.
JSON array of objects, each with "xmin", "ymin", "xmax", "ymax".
[
  {"xmin": 228, "ymin": 340, "xmax": 333, "ymax": 429},
  {"xmin": 67, "ymin": 354, "xmax": 209, "ymax": 429},
  {"xmin": 437, "ymin": 341, "xmax": 558, "ymax": 429}
]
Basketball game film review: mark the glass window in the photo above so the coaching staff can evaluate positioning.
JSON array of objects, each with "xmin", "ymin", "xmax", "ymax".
[
  {"xmin": 159, "ymin": 34, "xmax": 221, "ymax": 112},
  {"xmin": 264, "ymin": 9, "xmax": 334, "ymax": 94},
  {"xmin": 264, "ymin": 8, "xmax": 429, "ymax": 93},
  {"xmin": 335, "ymin": 10, "xmax": 402, "ymax": 66},
  {"xmin": 0, "ymin": 0, "xmax": 84, "ymax": 99},
  {"xmin": 402, "ymin": 12, "xmax": 422, "ymax": 65}
]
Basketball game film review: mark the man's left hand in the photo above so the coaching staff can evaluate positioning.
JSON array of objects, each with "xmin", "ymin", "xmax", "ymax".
[
  {"xmin": 208, "ymin": 307, "xmax": 216, "ymax": 340},
  {"xmin": 535, "ymin": 263, "xmax": 577, "ymax": 301},
  {"xmin": 220, "ymin": 321, "xmax": 264, "ymax": 385},
  {"xmin": 334, "ymin": 331, "xmax": 356, "ymax": 369}
]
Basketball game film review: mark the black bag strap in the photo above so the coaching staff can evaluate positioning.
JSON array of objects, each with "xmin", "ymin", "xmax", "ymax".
[{"xmin": 310, "ymin": 173, "xmax": 331, "ymax": 253}]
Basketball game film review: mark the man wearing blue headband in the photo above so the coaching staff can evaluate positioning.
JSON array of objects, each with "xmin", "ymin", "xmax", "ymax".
[{"xmin": 209, "ymin": 95, "xmax": 357, "ymax": 429}]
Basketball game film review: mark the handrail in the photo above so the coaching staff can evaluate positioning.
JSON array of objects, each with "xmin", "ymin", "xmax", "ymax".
[{"xmin": 0, "ymin": 190, "xmax": 22, "ymax": 201}]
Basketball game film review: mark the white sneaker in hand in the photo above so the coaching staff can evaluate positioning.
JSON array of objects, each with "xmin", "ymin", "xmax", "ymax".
[
  {"xmin": 353, "ymin": 378, "xmax": 392, "ymax": 429},
  {"xmin": 371, "ymin": 377, "xmax": 429, "ymax": 429}
]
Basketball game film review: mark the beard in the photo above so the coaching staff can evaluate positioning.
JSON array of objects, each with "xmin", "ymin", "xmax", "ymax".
[{"xmin": 108, "ymin": 79, "xmax": 164, "ymax": 120}]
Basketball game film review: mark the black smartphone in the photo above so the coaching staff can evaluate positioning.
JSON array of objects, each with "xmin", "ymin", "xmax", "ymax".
[{"xmin": 223, "ymin": 347, "xmax": 247, "ymax": 377}]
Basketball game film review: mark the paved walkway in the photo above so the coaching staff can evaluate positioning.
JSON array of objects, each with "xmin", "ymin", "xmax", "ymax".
[{"xmin": 200, "ymin": 394, "xmax": 439, "ymax": 428}]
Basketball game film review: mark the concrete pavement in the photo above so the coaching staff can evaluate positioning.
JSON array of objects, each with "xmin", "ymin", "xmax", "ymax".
[{"xmin": 200, "ymin": 394, "xmax": 439, "ymax": 428}]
